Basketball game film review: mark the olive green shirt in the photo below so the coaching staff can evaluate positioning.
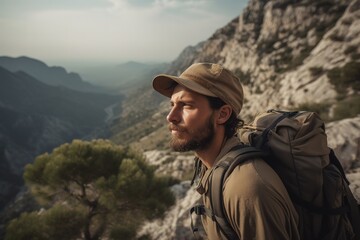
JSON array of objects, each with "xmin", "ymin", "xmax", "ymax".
[{"xmin": 196, "ymin": 137, "xmax": 300, "ymax": 240}]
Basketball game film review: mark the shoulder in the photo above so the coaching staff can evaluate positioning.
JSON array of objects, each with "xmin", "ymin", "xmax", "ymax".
[
  {"xmin": 221, "ymin": 158, "xmax": 300, "ymax": 240},
  {"xmin": 223, "ymin": 158, "xmax": 288, "ymax": 202}
]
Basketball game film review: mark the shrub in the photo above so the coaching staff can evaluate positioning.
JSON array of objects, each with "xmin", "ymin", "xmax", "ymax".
[
  {"xmin": 329, "ymin": 32, "xmax": 345, "ymax": 42},
  {"xmin": 5, "ymin": 212, "xmax": 45, "ymax": 240},
  {"xmin": 351, "ymin": 53, "xmax": 360, "ymax": 60},
  {"xmin": 344, "ymin": 45, "xmax": 357, "ymax": 55},
  {"xmin": 309, "ymin": 67, "xmax": 324, "ymax": 77},
  {"xmin": 234, "ymin": 68, "xmax": 251, "ymax": 85},
  {"xmin": 290, "ymin": 47, "xmax": 312, "ymax": 69},
  {"xmin": 332, "ymin": 95, "xmax": 360, "ymax": 120},
  {"xmin": 295, "ymin": 102, "xmax": 331, "ymax": 121},
  {"xmin": 327, "ymin": 61, "xmax": 360, "ymax": 93}
]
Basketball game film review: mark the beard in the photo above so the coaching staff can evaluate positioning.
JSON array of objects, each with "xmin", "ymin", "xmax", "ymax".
[{"xmin": 169, "ymin": 117, "xmax": 215, "ymax": 152}]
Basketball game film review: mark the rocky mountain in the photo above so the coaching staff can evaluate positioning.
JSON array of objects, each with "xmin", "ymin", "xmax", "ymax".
[
  {"xmin": 0, "ymin": 66, "xmax": 122, "ymax": 218},
  {"xmin": 0, "ymin": 56, "xmax": 106, "ymax": 93},
  {"xmin": 112, "ymin": 0, "xmax": 360, "ymax": 152},
  {"xmin": 105, "ymin": 0, "xmax": 360, "ymax": 239},
  {"xmin": 164, "ymin": 0, "xmax": 359, "ymax": 122},
  {"xmin": 1, "ymin": 0, "xmax": 359, "ymax": 238}
]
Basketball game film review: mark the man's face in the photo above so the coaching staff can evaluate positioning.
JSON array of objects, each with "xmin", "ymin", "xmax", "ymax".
[{"xmin": 167, "ymin": 84, "xmax": 215, "ymax": 152}]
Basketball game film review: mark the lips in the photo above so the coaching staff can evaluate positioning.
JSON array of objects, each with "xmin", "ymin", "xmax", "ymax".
[{"xmin": 168, "ymin": 124, "xmax": 186, "ymax": 133}]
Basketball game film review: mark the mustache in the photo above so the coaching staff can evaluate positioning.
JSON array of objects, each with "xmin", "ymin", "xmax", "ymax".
[{"xmin": 168, "ymin": 124, "xmax": 186, "ymax": 132}]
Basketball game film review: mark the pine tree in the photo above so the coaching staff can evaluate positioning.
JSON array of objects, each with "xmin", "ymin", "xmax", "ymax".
[{"xmin": 6, "ymin": 139, "xmax": 176, "ymax": 240}]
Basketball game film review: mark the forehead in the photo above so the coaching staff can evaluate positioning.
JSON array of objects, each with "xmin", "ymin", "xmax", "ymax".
[{"xmin": 170, "ymin": 84, "xmax": 208, "ymax": 102}]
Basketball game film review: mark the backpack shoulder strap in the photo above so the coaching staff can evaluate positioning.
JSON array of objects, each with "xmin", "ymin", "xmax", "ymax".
[
  {"xmin": 329, "ymin": 149, "xmax": 360, "ymax": 239},
  {"xmin": 210, "ymin": 145, "xmax": 266, "ymax": 239}
]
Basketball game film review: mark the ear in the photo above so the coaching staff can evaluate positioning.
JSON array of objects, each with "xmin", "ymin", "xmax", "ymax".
[{"xmin": 216, "ymin": 105, "xmax": 232, "ymax": 125}]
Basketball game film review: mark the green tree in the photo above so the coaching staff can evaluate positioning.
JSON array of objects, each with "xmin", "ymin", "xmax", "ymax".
[
  {"xmin": 5, "ymin": 211, "xmax": 46, "ymax": 240},
  {"xmin": 5, "ymin": 205, "xmax": 86, "ymax": 240},
  {"xmin": 6, "ymin": 139, "xmax": 176, "ymax": 240}
]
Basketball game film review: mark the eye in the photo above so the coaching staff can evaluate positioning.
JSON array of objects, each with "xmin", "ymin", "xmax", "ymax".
[{"xmin": 183, "ymin": 103, "xmax": 194, "ymax": 109}]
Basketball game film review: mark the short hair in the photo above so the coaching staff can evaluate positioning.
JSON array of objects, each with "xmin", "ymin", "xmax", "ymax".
[{"xmin": 206, "ymin": 96, "xmax": 243, "ymax": 138}]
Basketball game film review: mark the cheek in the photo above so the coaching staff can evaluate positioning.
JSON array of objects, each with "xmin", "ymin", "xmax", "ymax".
[
  {"xmin": 182, "ymin": 111, "xmax": 191, "ymax": 122},
  {"xmin": 183, "ymin": 109, "xmax": 210, "ymax": 125},
  {"xmin": 183, "ymin": 110, "xmax": 198, "ymax": 122}
]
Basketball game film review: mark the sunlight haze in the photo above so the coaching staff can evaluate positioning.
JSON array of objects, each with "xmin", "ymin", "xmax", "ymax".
[{"xmin": 0, "ymin": 0, "xmax": 248, "ymax": 70}]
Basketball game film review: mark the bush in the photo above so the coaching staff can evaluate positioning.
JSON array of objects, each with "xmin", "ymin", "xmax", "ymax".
[
  {"xmin": 344, "ymin": 45, "xmax": 357, "ymax": 55},
  {"xmin": 351, "ymin": 53, "xmax": 360, "ymax": 60},
  {"xmin": 5, "ymin": 212, "xmax": 45, "ymax": 240},
  {"xmin": 5, "ymin": 206, "xmax": 85, "ymax": 240},
  {"xmin": 332, "ymin": 95, "xmax": 360, "ymax": 121},
  {"xmin": 295, "ymin": 102, "xmax": 331, "ymax": 121},
  {"xmin": 109, "ymin": 224, "xmax": 137, "ymax": 240},
  {"xmin": 309, "ymin": 67, "xmax": 324, "ymax": 77},
  {"xmin": 290, "ymin": 47, "xmax": 312, "ymax": 69},
  {"xmin": 234, "ymin": 69, "xmax": 251, "ymax": 85},
  {"xmin": 329, "ymin": 31, "xmax": 344, "ymax": 42},
  {"xmin": 327, "ymin": 61, "xmax": 360, "ymax": 93}
]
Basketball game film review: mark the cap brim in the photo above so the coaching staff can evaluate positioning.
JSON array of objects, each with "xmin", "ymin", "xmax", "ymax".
[{"xmin": 153, "ymin": 74, "xmax": 216, "ymax": 98}]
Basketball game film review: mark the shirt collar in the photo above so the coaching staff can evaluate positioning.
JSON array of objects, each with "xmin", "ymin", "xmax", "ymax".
[{"xmin": 195, "ymin": 136, "xmax": 241, "ymax": 194}]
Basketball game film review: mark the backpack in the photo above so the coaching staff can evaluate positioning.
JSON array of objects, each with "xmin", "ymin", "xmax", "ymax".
[{"xmin": 190, "ymin": 109, "xmax": 360, "ymax": 240}]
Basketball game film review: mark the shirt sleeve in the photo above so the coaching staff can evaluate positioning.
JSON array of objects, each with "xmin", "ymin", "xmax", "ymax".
[{"xmin": 222, "ymin": 159, "xmax": 300, "ymax": 240}]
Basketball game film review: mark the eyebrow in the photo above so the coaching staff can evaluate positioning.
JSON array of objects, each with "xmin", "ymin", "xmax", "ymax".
[{"xmin": 170, "ymin": 98, "xmax": 196, "ymax": 105}]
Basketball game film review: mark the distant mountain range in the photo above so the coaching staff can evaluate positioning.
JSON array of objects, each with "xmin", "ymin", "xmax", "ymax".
[
  {"xmin": 0, "ymin": 63, "xmax": 122, "ymax": 218},
  {"xmin": 0, "ymin": 56, "xmax": 107, "ymax": 93},
  {"xmin": 0, "ymin": 55, "xmax": 170, "ymax": 237},
  {"xmin": 76, "ymin": 61, "xmax": 169, "ymax": 93},
  {"xmin": 0, "ymin": 66, "xmax": 122, "ymax": 127}
]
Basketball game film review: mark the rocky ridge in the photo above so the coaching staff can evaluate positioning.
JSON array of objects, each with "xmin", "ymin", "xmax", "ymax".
[{"xmin": 165, "ymin": 0, "xmax": 358, "ymax": 120}]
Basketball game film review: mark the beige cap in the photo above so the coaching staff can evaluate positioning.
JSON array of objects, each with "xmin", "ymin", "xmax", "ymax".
[{"xmin": 153, "ymin": 63, "xmax": 244, "ymax": 115}]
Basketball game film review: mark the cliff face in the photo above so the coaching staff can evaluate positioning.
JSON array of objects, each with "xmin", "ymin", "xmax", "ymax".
[
  {"xmin": 138, "ymin": 0, "xmax": 360, "ymax": 239},
  {"xmin": 166, "ymin": 0, "xmax": 359, "ymax": 120}
]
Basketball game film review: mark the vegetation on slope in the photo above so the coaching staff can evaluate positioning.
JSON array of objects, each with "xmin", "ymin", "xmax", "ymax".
[{"xmin": 5, "ymin": 139, "xmax": 176, "ymax": 240}]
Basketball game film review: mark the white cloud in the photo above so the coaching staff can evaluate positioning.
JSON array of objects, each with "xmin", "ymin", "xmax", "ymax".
[
  {"xmin": 153, "ymin": 0, "xmax": 207, "ymax": 9},
  {"xmin": 107, "ymin": 0, "xmax": 129, "ymax": 11},
  {"xmin": 107, "ymin": 0, "xmax": 208, "ymax": 10}
]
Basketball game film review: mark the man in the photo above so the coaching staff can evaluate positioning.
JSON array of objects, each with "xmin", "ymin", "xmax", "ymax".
[{"xmin": 152, "ymin": 63, "xmax": 300, "ymax": 240}]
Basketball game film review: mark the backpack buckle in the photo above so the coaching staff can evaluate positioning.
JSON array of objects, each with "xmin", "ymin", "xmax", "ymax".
[{"xmin": 193, "ymin": 205, "xmax": 205, "ymax": 215}]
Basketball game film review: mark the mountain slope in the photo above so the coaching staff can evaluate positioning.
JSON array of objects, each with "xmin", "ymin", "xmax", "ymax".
[
  {"xmin": 0, "ymin": 56, "xmax": 105, "ymax": 93},
  {"xmin": 0, "ymin": 67, "xmax": 122, "ymax": 128},
  {"xmin": 0, "ymin": 66, "xmax": 122, "ymax": 214},
  {"xmin": 110, "ymin": 0, "xmax": 360, "ymax": 151},
  {"xmin": 165, "ymin": 0, "xmax": 359, "ymax": 121}
]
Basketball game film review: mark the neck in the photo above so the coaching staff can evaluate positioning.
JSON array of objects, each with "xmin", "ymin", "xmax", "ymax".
[{"xmin": 196, "ymin": 132, "xmax": 227, "ymax": 169}]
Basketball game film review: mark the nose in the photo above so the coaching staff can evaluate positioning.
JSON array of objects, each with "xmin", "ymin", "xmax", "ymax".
[{"xmin": 166, "ymin": 105, "xmax": 180, "ymax": 124}]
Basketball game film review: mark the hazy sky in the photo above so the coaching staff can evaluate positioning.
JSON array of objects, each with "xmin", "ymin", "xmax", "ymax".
[{"xmin": 0, "ymin": 0, "xmax": 248, "ymax": 68}]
